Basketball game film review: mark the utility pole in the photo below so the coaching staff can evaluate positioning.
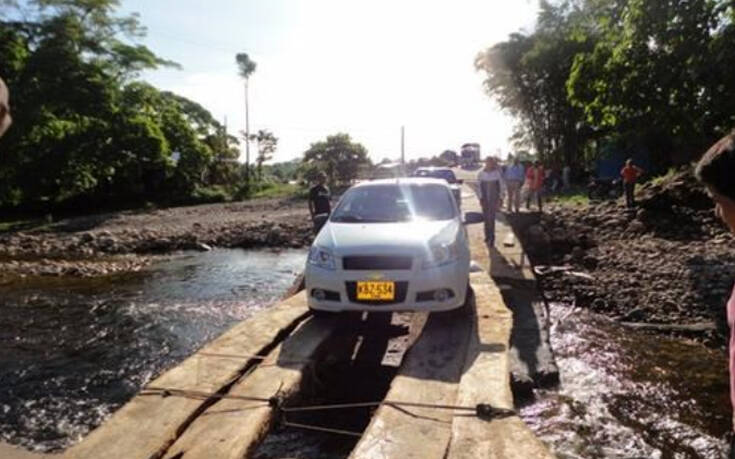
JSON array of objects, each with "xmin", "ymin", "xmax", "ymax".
[
  {"xmin": 244, "ymin": 79, "xmax": 250, "ymax": 184},
  {"xmin": 401, "ymin": 125, "xmax": 405, "ymax": 168}
]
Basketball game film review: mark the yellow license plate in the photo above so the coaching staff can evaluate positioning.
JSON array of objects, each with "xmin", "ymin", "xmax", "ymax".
[{"xmin": 357, "ymin": 281, "xmax": 395, "ymax": 301}]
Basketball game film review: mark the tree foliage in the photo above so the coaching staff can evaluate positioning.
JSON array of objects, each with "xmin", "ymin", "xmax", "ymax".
[
  {"xmin": 249, "ymin": 129, "xmax": 277, "ymax": 181},
  {"xmin": 0, "ymin": 0, "xmax": 235, "ymax": 210},
  {"xmin": 477, "ymin": 0, "xmax": 735, "ymax": 170},
  {"xmin": 302, "ymin": 133, "xmax": 370, "ymax": 185}
]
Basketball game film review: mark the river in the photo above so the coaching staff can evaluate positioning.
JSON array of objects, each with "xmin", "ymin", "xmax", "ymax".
[
  {"xmin": 0, "ymin": 249, "xmax": 306, "ymax": 452},
  {"xmin": 1, "ymin": 250, "xmax": 730, "ymax": 457},
  {"xmin": 521, "ymin": 303, "xmax": 730, "ymax": 459}
]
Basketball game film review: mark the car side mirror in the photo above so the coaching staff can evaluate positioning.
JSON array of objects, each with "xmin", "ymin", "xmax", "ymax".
[
  {"xmin": 463, "ymin": 211, "xmax": 484, "ymax": 225},
  {"xmin": 456, "ymin": 179, "xmax": 464, "ymax": 185}
]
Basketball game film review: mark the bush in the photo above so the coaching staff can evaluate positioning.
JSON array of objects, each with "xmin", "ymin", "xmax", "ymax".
[
  {"xmin": 252, "ymin": 183, "xmax": 306, "ymax": 199},
  {"xmin": 189, "ymin": 185, "xmax": 232, "ymax": 204}
]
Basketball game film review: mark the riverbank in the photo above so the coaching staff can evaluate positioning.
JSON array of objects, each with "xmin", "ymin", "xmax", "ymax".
[
  {"xmin": 0, "ymin": 197, "xmax": 313, "ymax": 283},
  {"xmin": 509, "ymin": 168, "xmax": 735, "ymax": 347}
]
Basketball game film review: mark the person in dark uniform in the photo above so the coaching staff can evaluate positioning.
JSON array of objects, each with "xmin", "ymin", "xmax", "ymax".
[{"xmin": 308, "ymin": 172, "xmax": 331, "ymax": 234}]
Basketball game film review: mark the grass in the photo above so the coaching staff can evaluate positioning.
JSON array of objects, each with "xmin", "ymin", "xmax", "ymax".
[
  {"xmin": 252, "ymin": 183, "xmax": 307, "ymax": 199},
  {"xmin": 0, "ymin": 218, "xmax": 52, "ymax": 233},
  {"xmin": 547, "ymin": 190, "xmax": 589, "ymax": 206},
  {"xmin": 650, "ymin": 167, "xmax": 680, "ymax": 187}
]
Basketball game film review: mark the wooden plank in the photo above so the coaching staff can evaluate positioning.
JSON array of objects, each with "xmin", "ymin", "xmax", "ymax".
[
  {"xmin": 63, "ymin": 292, "xmax": 309, "ymax": 459},
  {"xmin": 446, "ymin": 273, "xmax": 554, "ymax": 459},
  {"xmin": 161, "ymin": 315, "xmax": 341, "ymax": 459},
  {"xmin": 0, "ymin": 443, "xmax": 51, "ymax": 459},
  {"xmin": 350, "ymin": 308, "xmax": 472, "ymax": 459}
]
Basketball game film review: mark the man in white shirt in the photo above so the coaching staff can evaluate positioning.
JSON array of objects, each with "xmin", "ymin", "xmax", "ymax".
[{"xmin": 477, "ymin": 157, "xmax": 505, "ymax": 246}]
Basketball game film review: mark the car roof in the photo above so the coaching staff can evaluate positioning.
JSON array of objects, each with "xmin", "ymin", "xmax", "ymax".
[{"xmin": 353, "ymin": 177, "xmax": 449, "ymax": 188}]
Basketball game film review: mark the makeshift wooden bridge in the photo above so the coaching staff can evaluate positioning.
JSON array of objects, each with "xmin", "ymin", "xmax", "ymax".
[{"xmin": 62, "ymin": 188, "xmax": 555, "ymax": 459}]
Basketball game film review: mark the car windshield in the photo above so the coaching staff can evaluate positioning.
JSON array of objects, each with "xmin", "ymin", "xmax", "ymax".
[
  {"xmin": 330, "ymin": 184, "xmax": 456, "ymax": 223},
  {"xmin": 414, "ymin": 169, "xmax": 456, "ymax": 183}
]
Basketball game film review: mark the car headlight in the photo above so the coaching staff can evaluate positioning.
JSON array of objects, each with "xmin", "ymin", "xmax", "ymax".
[
  {"xmin": 308, "ymin": 246, "xmax": 336, "ymax": 270},
  {"xmin": 422, "ymin": 241, "xmax": 460, "ymax": 269}
]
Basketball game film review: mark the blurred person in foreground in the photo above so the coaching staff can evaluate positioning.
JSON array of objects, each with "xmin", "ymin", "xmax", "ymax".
[
  {"xmin": 0, "ymin": 77, "xmax": 11, "ymax": 138},
  {"xmin": 695, "ymin": 130, "xmax": 735, "ymax": 458}
]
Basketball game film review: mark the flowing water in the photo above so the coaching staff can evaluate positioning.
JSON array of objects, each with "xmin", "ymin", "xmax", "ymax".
[
  {"xmin": 0, "ymin": 249, "xmax": 306, "ymax": 452},
  {"xmin": 2, "ymin": 250, "xmax": 731, "ymax": 458},
  {"xmin": 521, "ymin": 303, "xmax": 730, "ymax": 459}
]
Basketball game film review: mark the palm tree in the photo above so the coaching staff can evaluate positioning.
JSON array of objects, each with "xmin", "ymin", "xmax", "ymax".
[{"xmin": 236, "ymin": 53, "xmax": 256, "ymax": 186}]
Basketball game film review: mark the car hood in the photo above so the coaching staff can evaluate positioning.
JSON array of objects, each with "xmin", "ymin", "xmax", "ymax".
[{"xmin": 316, "ymin": 219, "xmax": 460, "ymax": 255}]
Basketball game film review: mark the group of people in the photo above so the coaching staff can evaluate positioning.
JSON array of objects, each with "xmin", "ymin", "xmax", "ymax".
[{"xmin": 476, "ymin": 156, "xmax": 550, "ymax": 245}]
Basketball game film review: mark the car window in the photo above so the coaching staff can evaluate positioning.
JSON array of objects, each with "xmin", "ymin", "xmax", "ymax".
[{"xmin": 331, "ymin": 184, "xmax": 456, "ymax": 223}]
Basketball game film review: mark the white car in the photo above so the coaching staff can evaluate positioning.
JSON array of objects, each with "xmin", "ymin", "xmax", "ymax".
[{"xmin": 305, "ymin": 178, "xmax": 483, "ymax": 315}]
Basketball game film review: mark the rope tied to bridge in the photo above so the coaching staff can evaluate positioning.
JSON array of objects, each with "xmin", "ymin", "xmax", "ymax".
[{"xmin": 140, "ymin": 385, "xmax": 517, "ymax": 437}]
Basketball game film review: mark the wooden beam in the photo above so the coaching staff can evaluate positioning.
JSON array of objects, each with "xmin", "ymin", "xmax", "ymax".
[
  {"xmin": 350, "ymin": 308, "xmax": 472, "ymax": 459},
  {"xmin": 63, "ymin": 292, "xmax": 309, "ymax": 459},
  {"xmin": 446, "ymin": 273, "xmax": 553, "ymax": 459},
  {"xmin": 162, "ymin": 315, "xmax": 342, "ymax": 459}
]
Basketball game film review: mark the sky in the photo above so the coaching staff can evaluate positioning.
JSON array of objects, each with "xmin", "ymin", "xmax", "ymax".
[{"xmin": 119, "ymin": 0, "xmax": 538, "ymax": 163}]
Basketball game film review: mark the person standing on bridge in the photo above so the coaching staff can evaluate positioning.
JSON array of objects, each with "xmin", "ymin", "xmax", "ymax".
[
  {"xmin": 308, "ymin": 172, "xmax": 331, "ymax": 234},
  {"xmin": 504, "ymin": 155, "xmax": 524, "ymax": 213},
  {"xmin": 477, "ymin": 157, "xmax": 505, "ymax": 247},
  {"xmin": 525, "ymin": 161, "xmax": 544, "ymax": 211},
  {"xmin": 0, "ymin": 77, "xmax": 11, "ymax": 138},
  {"xmin": 696, "ymin": 130, "xmax": 735, "ymax": 458}
]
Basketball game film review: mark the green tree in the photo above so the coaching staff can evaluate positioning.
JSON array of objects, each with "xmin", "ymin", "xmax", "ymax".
[
  {"xmin": 0, "ymin": 0, "xmax": 228, "ymax": 209},
  {"xmin": 249, "ymin": 129, "xmax": 277, "ymax": 182},
  {"xmin": 302, "ymin": 133, "xmax": 370, "ymax": 185},
  {"xmin": 235, "ymin": 52, "xmax": 256, "ymax": 187},
  {"xmin": 475, "ymin": 1, "xmax": 594, "ymax": 167}
]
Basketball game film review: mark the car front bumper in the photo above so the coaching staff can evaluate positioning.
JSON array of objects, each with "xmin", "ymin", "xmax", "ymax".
[{"xmin": 305, "ymin": 258, "xmax": 469, "ymax": 312}]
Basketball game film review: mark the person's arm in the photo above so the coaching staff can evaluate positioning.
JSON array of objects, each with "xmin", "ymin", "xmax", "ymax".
[{"xmin": 308, "ymin": 189, "xmax": 315, "ymax": 217}]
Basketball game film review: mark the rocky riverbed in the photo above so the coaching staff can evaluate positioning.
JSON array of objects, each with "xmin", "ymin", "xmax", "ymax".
[
  {"xmin": 510, "ymin": 168, "xmax": 735, "ymax": 347},
  {"xmin": 0, "ymin": 197, "xmax": 314, "ymax": 283}
]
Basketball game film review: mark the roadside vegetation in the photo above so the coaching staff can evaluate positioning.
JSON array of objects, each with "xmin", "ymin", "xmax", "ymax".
[
  {"xmin": 477, "ymin": 0, "xmax": 735, "ymax": 173},
  {"xmin": 0, "ymin": 1, "xmax": 373, "ymax": 219}
]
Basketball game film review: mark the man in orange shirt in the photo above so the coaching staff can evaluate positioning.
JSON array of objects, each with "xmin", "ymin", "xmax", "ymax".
[
  {"xmin": 0, "ymin": 77, "xmax": 11, "ymax": 138},
  {"xmin": 620, "ymin": 159, "xmax": 644, "ymax": 208},
  {"xmin": 525, "ymin": 161, "xmax": 544, "ymax": 211}
]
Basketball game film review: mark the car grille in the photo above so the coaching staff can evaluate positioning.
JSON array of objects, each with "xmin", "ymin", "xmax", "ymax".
[
  {"xmin": 342, "ymin": 256, "xmax": 413, "ymax": 270},
  {"xmin": 345, "ymin": 281, "xmax": 409, "ymax": 305}
]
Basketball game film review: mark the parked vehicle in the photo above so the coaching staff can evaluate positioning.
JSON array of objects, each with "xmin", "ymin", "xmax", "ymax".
[
  {"xmin": 411, "ymin": 166, "xmax": 463, "ymax": 208},
  {"xmin": 587, "ymin": 176, "xmax": 622, "ymax": 200},
  {"xmin": 460, "ymin": 143, "xmax": 481, "ymax": 167},
  {"xmin": 305, "ymin": 178, "xmax": 483, "ymax": 315}
]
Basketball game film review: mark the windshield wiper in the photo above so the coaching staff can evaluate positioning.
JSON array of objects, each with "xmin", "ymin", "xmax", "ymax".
[
  {"xmin": 332, "ymin": 214, "xmax": 364, "ymax": 222},
  {"xmin": 333, "ymin": 215, "xmax": 400, "ymax": 223}
]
